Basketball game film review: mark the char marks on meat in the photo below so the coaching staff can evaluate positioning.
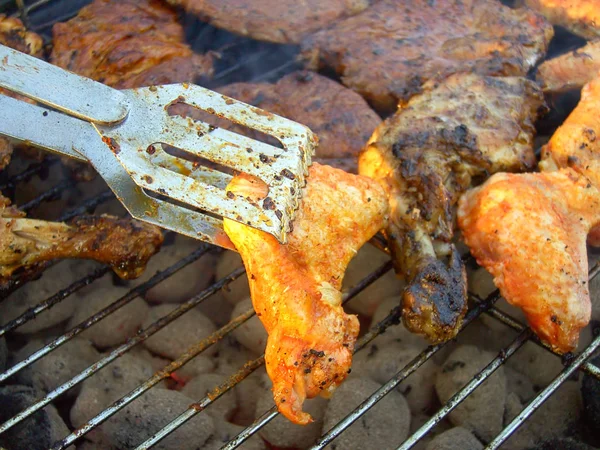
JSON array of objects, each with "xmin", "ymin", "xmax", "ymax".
[
  {"xmin": 212, "ymin": 71, "xmax": 381, "ymax": 173},
  {"xmin": 51, "ymin": 0, "xmax": 214, "ymax": 89},
  {"xmin": 302, "ymin": 0, "xmax": 553, "ymax": 111},
  {"xmin": 524, "ymin": 0, "xmax": 600, "ymax": 40},
  {"xmin": 0, "ymin": 196, "xmax": 163, "ymax": 290},
  {"xmin": 359, "ymin": 73, "xmax": 546, "ymax": 343},
  {"xmin": 166, "ymin": 0, "xmax": 370, "ymax": 44}
]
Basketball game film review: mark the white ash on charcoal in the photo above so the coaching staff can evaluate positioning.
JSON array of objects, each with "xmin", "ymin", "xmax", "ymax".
[
  {"xmin": 71, "ymin": 352, "xmax": 165, "ymax": 445},
  {"xmin": 142, "ymin": 234, "xmax": 218, "ymax": 305},
  {"xmin": 14, "ymin": 337, "xmax": 99, "ymax": 398},
  {"xmin": 352, "ymin": 340, "xmax": 438, "ymax": 414},
  {"xmin": 528, "ymin": 437, "xmax": 597, "ymax": 450},
  {"xmin": 255, "ymin": 388, "xmax": 328, "ymax": 449},
  {"xmin": 342, "ymin": 244, "xmax": 403, "ymax": 317},
  {"xmin": 506, "ymin": 341, "xmax": 564, "ymax": 389},
  {"xmin": 173, "ymin": 353, "xmax": 216, "ymax": 382},
  {"xmin": 322, "ymin": 377, "xmax": 411, "ymax": 450},
  {"xmin": 233, "ymin": 370, "xmax": 271, "ymax": 426},
  {"xmin": 452, "ymin": 317, "xmax": 516, "ymax": 356},
  {"xmin": 196, "ymin": 290, "xmax": 235, "ymax": 328},
  {"xmin": 0, "ymin": 385, "xmax": 73, "ymax": 450},
  {"xmin": 76, "ymin": 439, "xmax": 116, "ymax": 450},
  {"xmin": 501, "ymin": 381, "xmax": 583, "ymax": 450},
  {"xmin": 68, "ymin": 283, "xmax": 149, "ymax": 349},
  {"xmin": 582, "ymin": 355, "xmax": 600, "ymax": 442},
  {"xmin": 435, "ymin": 345, "xmax": 507, "ymax": 442},
  {"xmin": 504, "ymin": 366, "xmax": 536, "ymax": 404},
  {"xmin": 127, "ymin": 346, "xmax": 171, "ymax": 372},
  {"xmin": 216, "ymin": 250, "xmax": 250, "ymax": 305},
  {"xmin": 100, "ymin": 387, "xmax": 214, "ymax": 450},
  {"xmin": 142, "ymin": 303, "xmax": 218, "ymax": 359},
  {"xmin": 231, "ymin": 297, "xmax": 268, "ymax": 355},
  {"xmin": 370, "ymin": 295, "xmax": 429, "ymax": 349},
  {"xmin": 213, "ymin": 335, "xmax": 261, "ymax": 376},
  {"xmin": 425, "ymin": 427, "xmax": 483, "ymax": 450},
  {"xmin": 409, "ymin": 414, "xmax": 453, "ymax": 450},
  {"xmin": 180, "ymin": 372, "xmax": 238, "ymax": 421},
  {"xmin": 203, "ymin": 420, "xmax": 267, "ymax": 450},
  {"xmin": 0, "ymin": 259, "xmax": 98, "ymax": 334}
]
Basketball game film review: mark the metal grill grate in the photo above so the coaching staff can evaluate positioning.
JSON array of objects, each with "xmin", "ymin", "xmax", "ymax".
[{"xmin": 0, "ymin": 1, "xmax": 599, "ymax": 449}]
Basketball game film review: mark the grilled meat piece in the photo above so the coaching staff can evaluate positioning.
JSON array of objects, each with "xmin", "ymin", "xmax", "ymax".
[
  {"xmin": 223, "ymin": 163, "xmax": 388, "ymax": 424},
  {"xmin": 301, "ymin": 0, "xmax": 552, "ymax": 111},
  {"xmin": 458, "ymin": 169, "xmax": 600, "ymax": 353},
  {"xmin": 166, "ymin": 0, "xmax": 369, "ymax": 44},
  {"xmin": 51, "ymin": 0, "xmax": 214, "ymax": 90},
  {"xmin": 536, "ymin": 40, "xmax": 600, "ymax": 93},
  {"xmin": 0, "ymin": 15, "xmax": 44, "ymax": 171},
  {"xmin": 524, "ymin": 0, "xmax": 600, "ymax": 40},
  {"xmin": 209, "ymin": 71, "xmax": 381, "ymax": 173},
  {"xmin": 0, "ymin": 196, "xmax": 163, "ymax": 289},
  {"xmin": 359, "ymin": 73, "xmax": 546, "ymax": 343}
]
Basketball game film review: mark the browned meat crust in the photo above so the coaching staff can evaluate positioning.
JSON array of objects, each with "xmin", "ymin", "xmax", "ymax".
[
  {"xmin": 51, "ymin": 0, "xmax": 214, "ymax": 89},
  {"xmin": 211, "ymin": 71, "xmax": 381, "ymax": 173},
  {"xmin": 358, "ymin": 73, "xmax": 546, "ymax": 342},
  {"xmin": 166, "ymin": 0, "xmax": 370, "ymax": 44},
  {"xmin": 536, "ymin": 40, "xmax": 600, "ymax": 93},
  {"xmin": 524, "ymin": 0, "xmax": 600, "ymax": 40},
  {"xmin": 0, "ymin": 196, "xmax": 163, "ymax": 290},
  {"xmin": 302, "ymin": 0, "xmax": 553, "ymax": 111},
  {"xmin": 0, "ymin": 15, "xmax": 44, "ymax": 171}
]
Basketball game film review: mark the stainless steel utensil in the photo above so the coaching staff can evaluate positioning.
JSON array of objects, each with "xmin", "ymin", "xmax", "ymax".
[{"xmin": 0, "ymin": 44, "xmax": 316, "ymax": 250}]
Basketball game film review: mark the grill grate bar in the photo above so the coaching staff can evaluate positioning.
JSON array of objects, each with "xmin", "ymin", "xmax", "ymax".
[
  {"xmin": 0, "ymin": 245, "xmax": 212, "ymax": 433},
  {"xmin": 0, "ymin": 265, "xmax": 110, "ymax": 336},
  {"xmin": 132, "ymin": 260, "xmax": 394, "ymax": 449},
  {"xmin": 488, "ymin": 332, "xmax": 600, "ymax": 449},
  {"xmin": 51, "ymin": 267, "xmax": 249, "ymax": 450},
  {"xmin": 0, "ymin": 157, "xmax": 58, "ymax": 191},
  {"xmin": 397, "ymin": 328, "xmax": 533, "ymax": 450},
  {"xmin": 221, "ymin": 406, "xmax": 278, "ymax": 450},
  {"xmin": 18, "ymin": 177, "xmax": 75, "ymax": 212}
]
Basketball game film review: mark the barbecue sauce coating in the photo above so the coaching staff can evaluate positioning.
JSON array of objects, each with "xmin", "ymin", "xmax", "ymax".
[
  {"xmin": 301, "ymin": 0, "xmax": 553, "ymax": 111},
  {"xmin": 50, "ymin": 0, "xmax": 213, "ymax": 89},
  {"xmin": 223, "ymin": 163, "xmax": 388, "ymax": 424},
  {"xmin": 359, "ymin": 73, "xmax": 545, "ymax": 343},
  {"xmin": 0, "ymin": 196, "xmax": 163, "ymax": 289}
]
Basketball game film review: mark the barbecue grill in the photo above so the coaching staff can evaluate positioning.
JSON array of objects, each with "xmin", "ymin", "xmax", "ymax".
[{"xmin": 0, "ymin": 1, "xmax": 599, "ymax": 449}]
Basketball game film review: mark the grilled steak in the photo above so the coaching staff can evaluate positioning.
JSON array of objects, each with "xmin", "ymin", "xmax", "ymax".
[
  {"xmin": 302, "ymin": 0, "xmax": 553, "ymax": 111},
  {"xmin": 212, "ymin": 71, "xmax": 381, "ymax": 173},
  {"xmin": 524, "ymin": 0, "xmax": 600, "ymax": 40},
  {"xmin": 51, "ymin": 0, "xmax": 214, "ymax": 89},
  {"xmin": 166, "ymin": 0, "xmax": 370, "ymax": 44},
  {"xmin": 359, "ymin": 73, "xmax": 546, "ymax": 343}
]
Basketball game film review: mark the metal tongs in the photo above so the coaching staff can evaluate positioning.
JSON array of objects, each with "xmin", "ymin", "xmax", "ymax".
[{"xmin": 0, "ymin": 45, "xmax": 316, "ymax": 250}]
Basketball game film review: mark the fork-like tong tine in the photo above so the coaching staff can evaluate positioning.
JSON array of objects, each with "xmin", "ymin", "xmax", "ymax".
[{"xmin": 0, "ymin": 44, "xmax": 316, "ymax": 250}]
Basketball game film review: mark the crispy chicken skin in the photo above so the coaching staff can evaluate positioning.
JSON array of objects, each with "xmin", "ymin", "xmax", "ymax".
[
  {"xmin": 0, "ymin": 196, "xmax": 163, "ymax": 289},
  {"xmin": 301, "ymin": 0, "xmax": 552, "ymax": 111},
  {"xmin": 223, "ymin": 163, "xmax": 388, "ymax": 424},
  {"xmin": 524, "ymin": 0, "xmax": 600, "ymax": 40},
  {"xmin": 210, "ymin": 71, "xmax": 381, "ymax": 173},
  {"xmin": 359, "ymin": 73, "xmax": 545, "ymax": 343},
  {"xmin": 536, "ymin": 40, "xmax": 600, "ymax": 93},
  {"xmin": 458, "ymin": 169, "xmax": 600, "ymax": 353},
  {"xmin": 166, "ymin": 0, "xmax": 369, "ymax": 44},
  {"xmin": 0, "ymin": 15, "xmax": 44, "ymax": 171},
  {"xmin": 51, "ymin": 0, "xmax": 213, "ymax": 90}
]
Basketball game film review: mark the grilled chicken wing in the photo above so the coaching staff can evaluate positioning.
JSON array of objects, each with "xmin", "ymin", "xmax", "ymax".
[
  {"xmin": 359, "ymin": 73, "xmax": 545, "ymax": 343},
  {"xmin": 223, "ymin": 163, "xmax": 388, "ymax": 424},
  {"xmin": 166, "ymin": 0, "xmax": 369, "ymax": 44},
  {"xmin": 51, "ymin": 0, "xmax": 213, "ymax": 89},
  {"xmin": 524, "ymin": 0, "xmax": 600, "ymax": 40},
  {"xmin": 301, "ymin": 0, "xmax": 552, "ymax": 111},
  {"xmin": 536, "ymin": 40, "xmax": 600, "ymax": 93},
  {"xmin": 204, "ymin": 71, "xmax": 381, "ymax": 173},
  {"xmin": 0, "ymin": 15, "xmax": 44, "ymax": 171},
  {"xmin": 458, "ymin": 169, "xmax": 600, "ymax": 353},
  {"xmin": 0, "ymin": 196, "xmax": 163, "ymax": 290}
]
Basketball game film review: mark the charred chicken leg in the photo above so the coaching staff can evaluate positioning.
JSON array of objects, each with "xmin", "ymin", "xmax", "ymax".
[
  {"xmin": 458, "ymin": 169, "xmax": 600, "ymax": 353},
  {"xmin": 0, "ymin": 196, "xmax": 163, "ymax": 289},
  {"xmin": 223, "ymin": 163, "xmax": 388, "ymax": 424},
  {"xmin": 359, "ymin": 73, "xmax": 545, "ymax": 343}
]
